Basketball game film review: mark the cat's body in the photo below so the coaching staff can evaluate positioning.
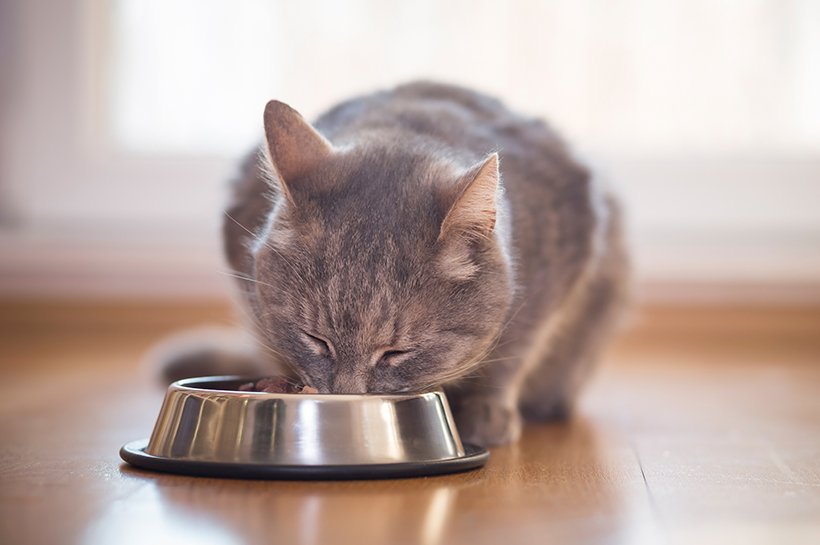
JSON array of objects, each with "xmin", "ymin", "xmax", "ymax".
[{"xmin": 160, "ymin": 82, "xmax": 628, "ymax": 446}]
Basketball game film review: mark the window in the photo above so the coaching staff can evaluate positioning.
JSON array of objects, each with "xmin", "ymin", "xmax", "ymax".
[{"xmin": 110, "ymin": 0, "xmax": 820, "ymax": 157}]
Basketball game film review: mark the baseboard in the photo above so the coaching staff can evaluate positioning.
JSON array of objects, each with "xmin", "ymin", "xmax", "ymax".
[{"xmin": 2, "ymin": 227, "xmax": 818, "ymax": 305}]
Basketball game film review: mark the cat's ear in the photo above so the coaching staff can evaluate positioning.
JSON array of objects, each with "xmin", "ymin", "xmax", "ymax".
[
  {"xmin": 263, "ymin": 100, "xmax": 334, "ymax": 203},
  {"xmin": 438, "ymin": 153, "xmax": 500, "ymax": 242}
]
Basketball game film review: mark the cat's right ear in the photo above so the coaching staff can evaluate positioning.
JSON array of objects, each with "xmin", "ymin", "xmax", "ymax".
[
  {"xmin": 438, "ymin": 153, "xmax": 501, "ymax": 242},
  {"xmin": 263, "ymin": 100, "xmax": 334, "ymax": 203}
]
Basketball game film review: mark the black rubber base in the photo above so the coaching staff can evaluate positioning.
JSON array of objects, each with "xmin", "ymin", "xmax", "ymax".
[{"xmin": 120, "ymin": 439, "xmax": 489, "ymax": 480}]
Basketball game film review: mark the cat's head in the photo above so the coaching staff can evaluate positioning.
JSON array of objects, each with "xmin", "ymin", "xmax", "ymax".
[{"xmin": 247, "ymin": 100, "xmax": 513, "ymax": 393}]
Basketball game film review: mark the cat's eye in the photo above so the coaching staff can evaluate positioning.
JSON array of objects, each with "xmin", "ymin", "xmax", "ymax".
[
  {"xmin": 376, "ymin": 349, "xmax": 413, "ymax": 367},
  {"xmin": 302, "ymin": 331, "xmax": 333, "ymax": 358}
]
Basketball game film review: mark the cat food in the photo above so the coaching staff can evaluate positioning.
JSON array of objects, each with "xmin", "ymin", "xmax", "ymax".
[{"xmin": 238, "ymin": 377, "xmax": 318, "ymax": 394}]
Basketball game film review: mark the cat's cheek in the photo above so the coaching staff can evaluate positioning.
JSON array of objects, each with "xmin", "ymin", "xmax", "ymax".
[{"xmin": 294, "ymin": 357, "xmax": 334, "ymax": 391}]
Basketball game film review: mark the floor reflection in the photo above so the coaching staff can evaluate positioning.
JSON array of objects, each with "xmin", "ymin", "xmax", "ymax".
[
  {"xmin": 115, "ymin": 464, "xmax": 473, "ymax": 545},
  {"xmin": 110, "ymin": 417, "xmax": 662, "ymax": 545},
  {"xmin": 81, "ymin": 485, "xmax": 242, "ymax": 545},
  {"xmin": 445, "ymin": 417, "xmax": 663, "ymax": 545}
]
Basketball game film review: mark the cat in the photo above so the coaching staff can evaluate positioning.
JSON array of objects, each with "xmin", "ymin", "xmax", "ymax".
[{"xmin": 155, "ymin": 81, "xmax": 629, "ymax": 447}]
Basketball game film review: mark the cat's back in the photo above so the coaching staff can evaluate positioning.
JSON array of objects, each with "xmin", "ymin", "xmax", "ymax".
[
  {"xmin": 315, "ymin": 81, "xmax": 570, "ymax": 165},
  {"xmin": 314, "ymin": 82, "xmax": 590, "ymax": 210},
  {"xmin": 316, "ymin": 81, "xmax": 506, "ymax": 137}
]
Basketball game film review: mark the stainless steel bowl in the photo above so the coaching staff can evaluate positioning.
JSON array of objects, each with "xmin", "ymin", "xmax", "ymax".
[{"xmin": 120, "ymin": 376, "xmax": 488, "ymax": 479}]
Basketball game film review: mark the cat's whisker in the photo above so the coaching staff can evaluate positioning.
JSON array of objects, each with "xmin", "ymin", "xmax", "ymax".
[
  {"xmin": 228, "ymin": 302, "xmax": 278, "ymax": 357},
  {"xmin": 219, "ymin": 269, "xmax": 256, "ymax": 282},
  {"xmin": 494, "ymin": 296, "xmax": 530, "ymax": 340},
  {"xmin": 247, "ymin": 331, "xmax": 287, "ymax": 364},
  {"xmin": 235, "ymin": 310, "xmax": 307, "ymax": 381},
  {"xmin": 224, "ymin": 211, "xmax": 271, "ymax": 251},
  {"xmin": 219, "ymin": 270, "xmax": 278, "ymax": 291},
  {"xmin": 225, "ymin": 210, "xmax": 298, "ymax": 269},
  {"xmin": 476, "ymin": 356, "xmax": 522, "ymax": 364},
  {"xmin": 423, "ymin": 336, "xmax": 504, "ymax": 389}
]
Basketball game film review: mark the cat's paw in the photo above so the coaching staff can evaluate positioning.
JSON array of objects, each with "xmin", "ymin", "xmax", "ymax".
[
  {"xmin": 453, "ymin": 397, "xmax": 522, "ymax": 447},
  {"xmin": 518, "ymin": 396, "xmax": 573, "ymax": 422}
]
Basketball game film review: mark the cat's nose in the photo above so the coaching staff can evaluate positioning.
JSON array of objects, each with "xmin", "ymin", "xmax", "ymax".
[{"xmin": 331, "ymin": 373, "xmax": 367, "ymax": 394}]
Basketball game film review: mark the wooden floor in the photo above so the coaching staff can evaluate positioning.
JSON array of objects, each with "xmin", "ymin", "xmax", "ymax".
[{"xmin": 0, "ymin": 301, "xmax": 818, "ymax": 545}]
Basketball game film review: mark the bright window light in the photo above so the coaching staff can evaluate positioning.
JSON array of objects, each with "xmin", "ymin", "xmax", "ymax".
[{"xmin": 108, "ymin": 0, "xmax": 820, "ymax": 157}]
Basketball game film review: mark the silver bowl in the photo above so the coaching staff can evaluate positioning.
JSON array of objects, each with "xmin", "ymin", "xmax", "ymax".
[{"xmin": 120, "ymin": 376, "xmax": 488, "ymax": 479}]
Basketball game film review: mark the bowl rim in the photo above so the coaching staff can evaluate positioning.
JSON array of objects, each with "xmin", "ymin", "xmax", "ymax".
[
  {"xmin": 121, "ymin": 438, "xmax": 489, "ymax": 479},
  {"xmin": 170, "ymin": 375, "xmax": 443, "ymax": 401}
]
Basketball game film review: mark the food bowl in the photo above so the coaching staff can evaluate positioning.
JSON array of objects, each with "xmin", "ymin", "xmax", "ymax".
[{"xmin": 120, "ymin": 376, "xmax": 488, "ymax": 479}]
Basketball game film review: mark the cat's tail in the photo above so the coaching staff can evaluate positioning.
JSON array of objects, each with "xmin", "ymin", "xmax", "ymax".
[{"xmin": 145, "ymin": 326, "xmax": 271, "ymax": 385}]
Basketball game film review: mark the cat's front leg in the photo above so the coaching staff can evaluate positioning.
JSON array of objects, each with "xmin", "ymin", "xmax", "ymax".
[
  {"xmin": 445, "ymin": 354, "xmax": 525, "ymax": 447},
  {"xmin": 450, "ymin": 394, "xmax": 522, "ymax": 447}
]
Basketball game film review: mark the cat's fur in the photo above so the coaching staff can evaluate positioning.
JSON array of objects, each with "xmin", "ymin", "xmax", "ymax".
[{"xmin": 158, "ymin": 81, "xmax": 629, "ymax": 447}]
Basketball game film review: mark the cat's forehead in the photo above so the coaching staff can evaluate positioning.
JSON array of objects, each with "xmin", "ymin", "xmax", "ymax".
[
  {"xmin": 335, "ymin": 145, "xmax": 455, "ymax": 190},
  {"xmin": 308, "ymin": 148, "xmax": 450, "ymax": 225},
  {"xmin": 288, "ymin": 154, "xmax": 443, "ymax": 281}
]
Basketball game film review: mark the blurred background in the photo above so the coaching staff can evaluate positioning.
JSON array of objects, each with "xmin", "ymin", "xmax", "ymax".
[{"xmin": 1, "ymin": 0, "xmax": 819, "ymax": 304}]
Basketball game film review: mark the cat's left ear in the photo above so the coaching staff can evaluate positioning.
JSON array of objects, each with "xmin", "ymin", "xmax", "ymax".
[
  {"xmin": 263, "ymin": 100, "xmax": 334, "ymax": 203},
  {"xmin": 438, "ymin": 153, "xmax": 501, "ymax": 241}
]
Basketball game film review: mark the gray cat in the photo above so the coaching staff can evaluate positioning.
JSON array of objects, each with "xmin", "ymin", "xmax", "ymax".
[{"xmin": 157, "ymin": 81, "xmax": 629, "ymax": 447}]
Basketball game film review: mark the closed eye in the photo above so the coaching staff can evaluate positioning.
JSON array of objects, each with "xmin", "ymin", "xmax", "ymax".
[
  {"xmin": 302, "ymin": 331, "xmax": 334, "ymax": 358},
  {"xmin": 376, "ymin": 349, "xmax": 413, "ymax": 367}
]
